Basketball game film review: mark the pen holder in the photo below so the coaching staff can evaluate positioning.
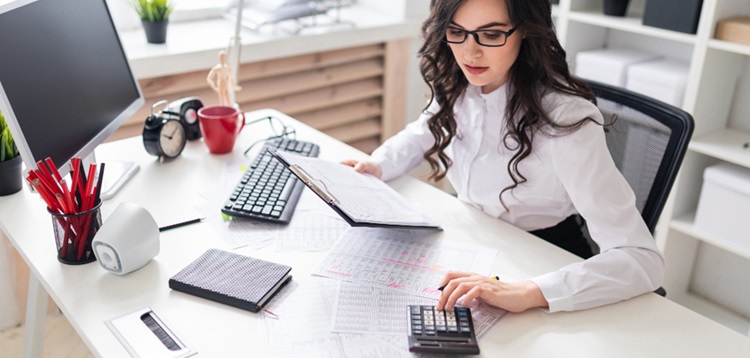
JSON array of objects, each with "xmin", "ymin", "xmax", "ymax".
[{"xmin": 48, "ymin": 200, "xmax": 102, "ymax": 265}]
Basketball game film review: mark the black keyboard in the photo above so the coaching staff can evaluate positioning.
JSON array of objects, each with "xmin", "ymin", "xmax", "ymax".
[
  {"xmin": 221, "ymin": 138, "xmax": 320, "ymax": 223},
  {"xmin": 407, "ymin": 305, "xmax": 479, "ymax": 355}
]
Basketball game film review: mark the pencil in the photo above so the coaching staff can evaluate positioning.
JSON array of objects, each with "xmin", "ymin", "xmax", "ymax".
[{"xmin": 159, "ymin": 217, "xmax": 205, "ymax": 232}]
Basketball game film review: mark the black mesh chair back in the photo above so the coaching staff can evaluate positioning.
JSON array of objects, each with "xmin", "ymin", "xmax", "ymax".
[{"xmin": 587, "ymin": 80, "xmax": 694, "ymax": 233}]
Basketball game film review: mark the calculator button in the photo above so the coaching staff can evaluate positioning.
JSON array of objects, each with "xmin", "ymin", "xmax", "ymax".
[{"xmin": 408, "ymin": 305, "xmax": 479, "ymax": 354}]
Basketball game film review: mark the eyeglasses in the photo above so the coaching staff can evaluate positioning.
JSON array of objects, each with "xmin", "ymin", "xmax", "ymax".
[
  {"xmin": 444, "ymin": 24, "xmax": 520, "ymax": 47},
  {"xmin": 242, "ymin": 116, "xmax": 297, "ymax": 156}
]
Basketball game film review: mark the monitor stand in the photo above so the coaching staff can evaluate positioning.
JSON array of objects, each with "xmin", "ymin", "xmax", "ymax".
[
  {"xmin": 99, "ymin": 161, "xmax": 139, "ymax": 200},
  {"xmin": 81, "ymin": 151, "xmax": 139, "ymax": 200}
]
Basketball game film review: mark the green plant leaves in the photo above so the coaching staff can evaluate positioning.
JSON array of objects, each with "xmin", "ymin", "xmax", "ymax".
[
  {"xmin": 0, "ymin": 111, "xmax": 19, "ymax": 162},
  {"xmin": 131, "ymin": 0, "xmax": 173, "ymax": 22}
]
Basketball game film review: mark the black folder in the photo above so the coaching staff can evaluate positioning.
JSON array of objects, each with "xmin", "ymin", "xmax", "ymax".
[
  {"xmin": 271, "ymin": 150, "xmax": 441, "ymax": 230},
  {"xmin": 169, "ymin": 249, "xmax": 292, "ymax": 313}
]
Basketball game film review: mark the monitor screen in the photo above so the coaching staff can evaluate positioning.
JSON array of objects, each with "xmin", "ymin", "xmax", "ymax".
[{"xmin": 0, "ymin": 0, "xmax": 143, "ymax": 176}]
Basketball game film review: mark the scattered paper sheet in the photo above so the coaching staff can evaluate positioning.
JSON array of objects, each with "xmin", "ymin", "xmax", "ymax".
[
  {"xmin": 331, "ymin": 281, "xmax": 507, "ymax": 338},
  {"xmin": 314, "ymin": 227, "xmax": 498, "ymax": 299},
  {"xmin": 261, "ymin": 277, "xmax": 410, "ymax": 358}
]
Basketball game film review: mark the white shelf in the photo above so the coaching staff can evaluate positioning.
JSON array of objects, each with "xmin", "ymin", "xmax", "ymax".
[
  {"xmin": 560, "ymin": 0, "xmax": 750, "ymax": 338},
  {"xmin": 567, "ymin": 10, "xmax": 697, "ymax": 44},
  {"xmin": 671, "ymin": 291, "xmax": 750, "ymax": 336},
  {"xmin": 671, "ymin": 212, "xmax": 750, "ymax": 260},
  {"xmin": 708, "ymin": 39, "xmax": 750, "ymax": 57},
  {"xmin": 688, "ymin": 129, "xmax": 750, "ymax": 169}
]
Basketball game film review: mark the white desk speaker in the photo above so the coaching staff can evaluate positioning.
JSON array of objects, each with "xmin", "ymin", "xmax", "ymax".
[{"xmin": 92, "ymin": 202, "xmax": 160, "ymax": 275}]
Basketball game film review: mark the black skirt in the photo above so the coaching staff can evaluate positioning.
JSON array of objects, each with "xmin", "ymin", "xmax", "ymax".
[{"xmin": 529, "ymin": 215, "xmax": 594, "ymax": 259}]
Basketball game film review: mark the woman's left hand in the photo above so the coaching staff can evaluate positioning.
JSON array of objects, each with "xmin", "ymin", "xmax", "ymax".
[{"xmin": 436, "ymin": 271, "xmax": 548, "ymax": 313}]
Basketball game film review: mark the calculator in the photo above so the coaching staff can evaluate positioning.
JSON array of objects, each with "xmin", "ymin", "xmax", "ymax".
[{"xmin": 407, "ymin": 305, "xmax": 480, "ymax": 355}]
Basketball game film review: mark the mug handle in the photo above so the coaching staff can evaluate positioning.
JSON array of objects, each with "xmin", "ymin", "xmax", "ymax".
[{"xmin": 237, "ymin": 112, "xmax": 245, "ymax": 134}]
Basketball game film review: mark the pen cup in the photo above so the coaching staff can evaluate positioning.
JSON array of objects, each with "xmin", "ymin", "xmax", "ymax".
[{"xmin": 48, "ymin": 200, "xmax": 102, "ymax": 265}]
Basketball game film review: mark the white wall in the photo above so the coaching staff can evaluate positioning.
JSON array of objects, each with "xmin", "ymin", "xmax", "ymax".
[{"xmin": 357, "ymin": 0, "xmax": 431, "ymax": 123}]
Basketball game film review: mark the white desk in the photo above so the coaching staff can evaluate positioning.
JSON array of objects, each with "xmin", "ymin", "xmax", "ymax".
[{"xmin": 2, "ymin": 109, "xmax": 749, "ymax": 357}]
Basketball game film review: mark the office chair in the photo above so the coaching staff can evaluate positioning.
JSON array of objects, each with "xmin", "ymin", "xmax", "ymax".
[
  {"xmin": 587, "ymin": 80, "xmax": 694, "ymax": 233},
  {"xmin": 586, "ymin": 80, "xmax": 694, "ymax": 297}
]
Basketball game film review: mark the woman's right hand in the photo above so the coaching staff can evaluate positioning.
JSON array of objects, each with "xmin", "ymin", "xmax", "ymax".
[{"xmin": 341, "ymin": 160, "xmax": 383, "ymax": 179}]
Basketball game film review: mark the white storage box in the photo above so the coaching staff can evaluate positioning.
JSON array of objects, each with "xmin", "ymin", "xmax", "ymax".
[
  {"xmin": 626, "ymin": 59, "xmax": 689, "ymax": 107},
  {"xmin": 694, "ymin": 162, "xmax": 750, "ymax": 250},
  {"xmin": 575, "ymin": 48, "xmax": 661, "ymax": 86}
]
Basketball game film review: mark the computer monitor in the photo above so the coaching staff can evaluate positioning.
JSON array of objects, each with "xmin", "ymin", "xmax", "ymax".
[{"xmin": 0, "ymin": 0, "xmax": 144, "ymax": 198}]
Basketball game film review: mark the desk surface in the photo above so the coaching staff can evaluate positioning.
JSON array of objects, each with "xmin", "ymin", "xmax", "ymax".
[{"xmin": 1, "ymin": 109, "xmax": 749, "ymax": 357}]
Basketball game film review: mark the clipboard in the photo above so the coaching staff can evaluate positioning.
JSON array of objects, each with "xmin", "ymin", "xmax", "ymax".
[{"xmin": 271, "ymin": 150, "xmax": 441, "ymax": 230}]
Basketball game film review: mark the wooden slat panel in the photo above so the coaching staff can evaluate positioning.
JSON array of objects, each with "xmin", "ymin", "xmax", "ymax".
[
  {"xmin": 122, "ymin": 86, "xmax": 220, "ymax": 129},
  {"xmin": 240, "ymin": 77, "xmax": 383, "ymax": 116},
  {"xmin": 323, "ymin": 118, "xmax": 381, "ymax": 143},
  {"xmin": 124, "ymin": 72, "xmax": 384, "ymax": 133},
  {"xmin": 138, "ymin": 72, "xmax": 208, "ymax": 99},
  {"xmin": 138, "ymin": 43, "xmax": 384, "ymax": 99},
  {"xmin": 106, "ymin": 123, "xmax": 144, "ymax": 143},
  {"xmin": 348, "ymin": 136, "xmax": 381, "ymax": 154},
  {"xmin": 382, "ymin": 39, "xmax": 411, "ymax": 141},
  {"xmin": 238, "ymin": 43, "xmax": 385, "ymax": 81},
  {"xmin": 237, "ymin": 58, "xmax": 383, "ymax": 103},
  {"xmin": 291, "ymin": 98, "xmax": 382, "ymax": 130}
]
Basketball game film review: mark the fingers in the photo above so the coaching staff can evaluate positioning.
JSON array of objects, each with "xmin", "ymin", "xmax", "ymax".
[
  {"xmin": 440, "ymin": 281, "xmax": 477, "ymax": 311},
  {"xmin": 438, "ymin": 271, "xmax": 474, "ymax": 287},
  {"xmin": 340, "ymin": 160, "xmax": 358, "ymax": 168},
  {"xmin": 459, "ymin": 285, "xmax": 484, "ymax": 308},
  {"xmin": 340, "ymin": 160, "xmax": 382, "ymax": 179},
  {"xmin": 437, "ymin": 273, "xmax": 482, "ymax": 311}
]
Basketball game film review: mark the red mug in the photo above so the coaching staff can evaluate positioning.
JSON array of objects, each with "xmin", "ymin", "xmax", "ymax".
[{"xmin": 197, "ymin": 106, "xmax": 245, "ymax": 154}]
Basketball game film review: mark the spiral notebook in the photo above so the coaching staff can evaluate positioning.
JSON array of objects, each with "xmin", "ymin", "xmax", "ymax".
[{"xmin": 168, "ymin": 249, "xmax": 292, "ymax": 313}]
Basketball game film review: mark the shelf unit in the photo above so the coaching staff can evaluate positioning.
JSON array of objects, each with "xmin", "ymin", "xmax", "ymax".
[{"xmin": 556, "ymin": 0, "xmax": 750, "ymax": 336}]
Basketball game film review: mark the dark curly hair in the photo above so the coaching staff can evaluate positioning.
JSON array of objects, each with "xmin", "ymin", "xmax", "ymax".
[{"xmin": 419, "ymin": 0, "xmax": 597, "ymax": 207}]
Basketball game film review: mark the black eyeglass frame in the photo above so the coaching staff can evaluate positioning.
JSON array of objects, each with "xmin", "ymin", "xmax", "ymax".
[{"xmin": 444, "ymin": 23, "xmax": 521, "ymax": 47}]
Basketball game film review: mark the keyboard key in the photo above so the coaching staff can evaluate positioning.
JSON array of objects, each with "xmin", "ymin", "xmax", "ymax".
[{"xmin": 221, "ymin": 138, "xmax": 320, "ymax": 223}]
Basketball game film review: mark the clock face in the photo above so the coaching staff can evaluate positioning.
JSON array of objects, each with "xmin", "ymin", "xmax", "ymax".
[
  {"xmin": 184, "ymin": 108, "xmax": 198, "ymax": 124},
  {"xmin": 159, "ymin": 120, "xmax": 186, "ymax": 158}
]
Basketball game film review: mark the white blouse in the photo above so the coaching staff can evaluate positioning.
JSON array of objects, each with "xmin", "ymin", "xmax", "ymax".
[{"xmin": 370, "ymin": 84, "xmax": 664, "ymax": 312}]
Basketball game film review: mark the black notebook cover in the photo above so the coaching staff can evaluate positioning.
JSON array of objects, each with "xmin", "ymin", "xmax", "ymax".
[{"xmin": 168, "ymin": 249, "xmax": 292, "ymax": 313}]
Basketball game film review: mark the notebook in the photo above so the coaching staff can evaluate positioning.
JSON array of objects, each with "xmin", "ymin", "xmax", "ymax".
[
  {"xmin": 168, "ymin": 249, "xmax": 292, "ymax": 313},
  {"xmin": 270, "ymin": 150, "xmax": 441, "ymax": 230}
]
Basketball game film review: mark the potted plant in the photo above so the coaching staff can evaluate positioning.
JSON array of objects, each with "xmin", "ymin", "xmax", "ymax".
[
  {"xmin": 131, "ymin": 0, "xmax": 174, "ymax": 44},
  {"xmin": 0, "ymin": 110, "xmax": 22, "ymax": 196}
]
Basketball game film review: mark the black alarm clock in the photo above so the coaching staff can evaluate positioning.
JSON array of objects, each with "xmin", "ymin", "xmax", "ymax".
[
  {"xmin": 143, "ymin": 100, "xmax": 187, "ymax": 159},
  {"xmin": 164, "ymin": 97, "xmax": 203, "ymax": 140}
]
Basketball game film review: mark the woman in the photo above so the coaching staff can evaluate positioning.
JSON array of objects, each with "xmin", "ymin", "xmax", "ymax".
[{"xmin": 342, "ymin": 0, "xmax": 664, "ymax": 314}]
